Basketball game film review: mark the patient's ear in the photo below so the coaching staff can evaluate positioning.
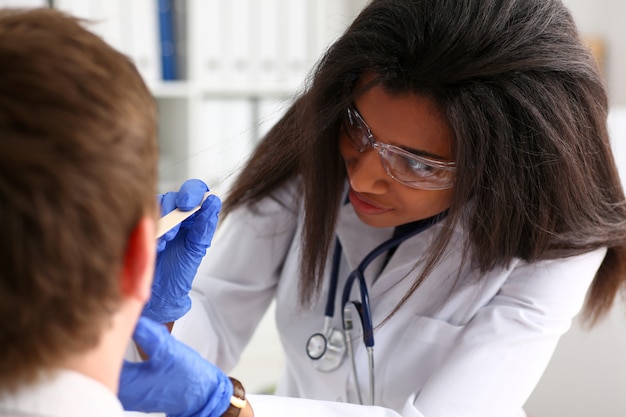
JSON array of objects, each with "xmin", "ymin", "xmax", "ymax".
[{"xmin": 120, "ymin": 216, "xmax": 156, "ymax": 303}]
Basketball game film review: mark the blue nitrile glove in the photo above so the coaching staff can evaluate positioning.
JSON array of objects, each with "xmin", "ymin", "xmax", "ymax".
[
  {"xmin": 143, "ymin": 179, "xmax": 221, "ymax": 323},
  {"xmin": 119, "ymin": 317, "xmax": 232, "ymax": 417}
]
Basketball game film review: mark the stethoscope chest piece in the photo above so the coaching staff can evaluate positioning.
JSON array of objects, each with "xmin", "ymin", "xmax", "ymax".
[
  {"xmin": 305, "ymin": 211, "xmax": 444, "ymax": 404},
  {"xmin": 306, "ymin": 327, "xmax": 346, "ymax": 372}
]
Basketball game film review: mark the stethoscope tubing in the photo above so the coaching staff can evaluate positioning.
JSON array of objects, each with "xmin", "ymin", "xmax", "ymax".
[
  {"xmin": 309, "ymin": 210, "xmax": 446, "ymax": 405},
  {"xmin": 335, "ymin": 213, "xmax": 443, "ymax": 347}
]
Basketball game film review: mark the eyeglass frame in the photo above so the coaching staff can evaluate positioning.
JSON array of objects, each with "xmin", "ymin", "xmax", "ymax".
[{"xmin": 343, "ymin": 106, "xmax": 456, "ymax": 191}]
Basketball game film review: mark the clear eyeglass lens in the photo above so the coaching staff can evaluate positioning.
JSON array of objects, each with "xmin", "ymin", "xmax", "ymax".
[
  {"xmin": 346, "ymin": 118, "xmax": 370, "ymax": 152},
  {"xmin": 345, "ymin": 108, "xmax": 455, "ymax": 190}
]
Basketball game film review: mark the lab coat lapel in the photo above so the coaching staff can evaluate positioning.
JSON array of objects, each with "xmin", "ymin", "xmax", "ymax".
[
  {"xmin": 367, "ymin": 221, "xmax": 468, "ymax": 321},
  {"xmin": 334, "ymin": 202, "xmax": 393, "ymax": 282},
  {"xmin": 369, "ymin": 226, "xmax": 435, "ymax": 296}
]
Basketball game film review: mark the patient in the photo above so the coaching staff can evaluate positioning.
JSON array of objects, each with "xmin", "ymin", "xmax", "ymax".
[{"xmin": 0, "ymin": 8, "xmax": 250, "ymax": 417}]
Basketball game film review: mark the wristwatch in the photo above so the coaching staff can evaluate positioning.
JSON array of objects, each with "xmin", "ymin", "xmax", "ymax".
[{"xmin": 221, "ymin": 377, "xmax": 247, "ymax": 417}]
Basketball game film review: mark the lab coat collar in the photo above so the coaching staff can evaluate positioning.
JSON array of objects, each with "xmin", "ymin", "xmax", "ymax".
[
  {"xmin": 335, "ymin": 204, "xmax": 466, "ymax": 319},
  {"xmin": 0, "ymin": 369, "xmax": 124, "ymax": 417},
  {"xmin": 335, "ymin": 199, "xmax": 394, "ymax": 279}
]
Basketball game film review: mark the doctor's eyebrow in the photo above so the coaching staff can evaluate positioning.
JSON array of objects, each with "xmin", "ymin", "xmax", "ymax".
[
  {"xmin": 354, "ymin": 105, "xmax": 450, "ymax": 161},
  {"xmin": 398, "ymin": 145, "xmax": 449, "ymax": 161}
]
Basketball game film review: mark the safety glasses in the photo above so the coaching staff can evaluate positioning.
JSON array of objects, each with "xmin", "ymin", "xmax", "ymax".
[{"xmin": 344, "ymin": 107, "xmax": 456, "ymax": 190}]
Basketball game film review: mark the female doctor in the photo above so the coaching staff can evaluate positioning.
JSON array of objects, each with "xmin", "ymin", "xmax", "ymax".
[{"xmin": 132, "ymin": 0, "xmax": 626, "ymax": 416}]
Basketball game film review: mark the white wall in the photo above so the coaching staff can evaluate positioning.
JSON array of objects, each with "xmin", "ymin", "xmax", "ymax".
[
  {"xmin": 524, "ymin": 109, "xmax": 626, "ymax": 417},
  {"xmin": 563, "ymin": 0, "xmax": 626, "ymax": 106},
  {"xmin": 524, "ymin": 301, "xmax": 626, "ymax": 417}
]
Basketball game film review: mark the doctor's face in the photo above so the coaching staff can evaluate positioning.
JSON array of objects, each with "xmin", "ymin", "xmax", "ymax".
[{"xmin": 339, "ymin": 84, "xmax": 455, "ymax": 228}]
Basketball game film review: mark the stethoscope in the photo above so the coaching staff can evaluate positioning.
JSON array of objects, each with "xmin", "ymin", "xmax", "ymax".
[{"xmin": 305, "ymin": 213, "xmax": 443, "ymax": 405}]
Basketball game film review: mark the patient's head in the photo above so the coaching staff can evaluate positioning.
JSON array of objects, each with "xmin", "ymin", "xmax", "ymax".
[{"xmin": 0, "ymin": 7, "xmax": 158, "ymax": 390}]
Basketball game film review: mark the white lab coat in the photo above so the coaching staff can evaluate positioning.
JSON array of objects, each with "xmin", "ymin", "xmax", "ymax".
[{"xmin": 173, "ymin": 181, "xmax": 606, "ymax": 417}]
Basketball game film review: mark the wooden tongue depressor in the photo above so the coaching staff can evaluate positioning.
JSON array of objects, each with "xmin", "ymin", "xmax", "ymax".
[{"xmin": 156, "ymin": 192, "xmax": 214, "ymax": 239}]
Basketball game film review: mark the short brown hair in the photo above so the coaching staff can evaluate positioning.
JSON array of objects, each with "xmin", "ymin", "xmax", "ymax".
[{"xmin": 0, "ymin": 8, "xmax": 158, "ymax": 389}]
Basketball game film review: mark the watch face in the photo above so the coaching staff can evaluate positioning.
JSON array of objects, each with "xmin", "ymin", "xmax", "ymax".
[{"xmin": 306, "ymin": 333, "xmax": 327, "ymax": 360}]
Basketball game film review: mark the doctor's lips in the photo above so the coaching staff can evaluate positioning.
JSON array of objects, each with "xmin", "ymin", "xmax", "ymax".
[{"xmin": 348, "ymin": 189, "xmax": 392, "ymax": 216}]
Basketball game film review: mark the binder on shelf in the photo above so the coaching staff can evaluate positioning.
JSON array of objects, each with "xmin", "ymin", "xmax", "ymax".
[
  {"xmin": 187, "ymin": 0, "xmax": 223, "ymax": 85},
  {"xmin": 126, "ymin": 0, "xmax": 160, "ymax": 85},
  {"xmin": 156, "ymin": 98, "xmax": 192, "ymax": 188},
  {"xmin": 258, "ymin": 98, "xmax": 290, "ymax": 142},
  {"xmin": 157, "ymin": 0, "xmax": 177, "ymax": 80},
  {"xmin": 223, "ymin": 0, "xmax": 253, "ymax": 85},
  {"xmin": 251, "ymin": 0, "xmax": 280, "ymax": 86},
  {"xmin": 190, "ymin": 98, "xmax": 254, "ymax": 192},
  {"xmin": 53, "ymin": 0, "xmax": 123, "ymax": 50},
  {"xmin": 284, "ymin": 0, "xmax": 310, "ymax": 87},
  {"xmin": 54, "ymin": 0, "xmax": 160, "ymax": 86},
  {"xmin": 172, "ymin": 0, "xmax": 188, "ymax": 80}
]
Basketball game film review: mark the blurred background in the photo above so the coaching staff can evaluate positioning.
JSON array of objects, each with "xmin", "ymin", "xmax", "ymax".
[{"xmin": 2, "ymin": 0, "xmax": 625, "ymax": 416}]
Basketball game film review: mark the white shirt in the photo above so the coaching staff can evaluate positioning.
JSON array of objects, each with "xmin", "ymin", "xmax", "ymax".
[
  {"xmin": 172, "ymin": 181, "xmax": 606, "ymax": 417},
  {"xmin": 0, "ymin": 369, "xmax": 124, "ymax": 417}
]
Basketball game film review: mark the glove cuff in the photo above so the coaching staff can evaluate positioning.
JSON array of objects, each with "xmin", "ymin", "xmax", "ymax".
[{"xmin": 168, "ymin": 372, "xmax": 234, "ymax": 417}]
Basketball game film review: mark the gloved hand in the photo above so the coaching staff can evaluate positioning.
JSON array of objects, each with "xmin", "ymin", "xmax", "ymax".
[
  {"xmin": 119, "ymin": 317, "xmax": 233, "ymax": 417},
  {"xmin": 143, "ymin": 179, "xmax": 221, "ymax": 323}
]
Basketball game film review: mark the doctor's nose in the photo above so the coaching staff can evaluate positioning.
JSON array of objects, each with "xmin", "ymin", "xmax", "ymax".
[{"xmin": 340, "ymin": 134, "xmax": 390, "ymax": 195}]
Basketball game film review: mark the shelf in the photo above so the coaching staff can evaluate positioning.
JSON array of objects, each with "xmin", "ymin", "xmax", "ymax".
[{"xmin": 151, "ymin": 80, "xmax": 303, "ymax": 101}]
